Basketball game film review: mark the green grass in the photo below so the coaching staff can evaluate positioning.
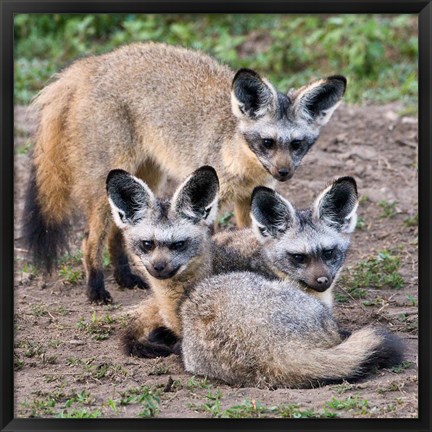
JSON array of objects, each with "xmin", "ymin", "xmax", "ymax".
[
  {"xmin": 190, "ymin": 390, "xmax": 336, "ymax": 418},
  {"xmin": 404, "ymin": 213, "xmax": 418, "ymax": 227},
  {"xmin": 339, "ymin": 250, "xmax": 404, "ymax": 298},
  {"xmin": 389, "ymin": 360, "xmax": 414, "ymax": 374},
  {"xmin": 325, "ymin": 395, "xmax": 369, "ymax": 413},
  {"xmin": 119, "ymin": 386, "xmax": 160, "ymax": 417},
  {"xmin": 15, "ymin": 14, "xmax": 417, "ymax": 108},
  {"xmin": 76, "ymin": 311, "xmax": 117, "ymax": 341},
  {"xmin": 378, "ymin": 200, "xmax": 398, "ymax": 218}
]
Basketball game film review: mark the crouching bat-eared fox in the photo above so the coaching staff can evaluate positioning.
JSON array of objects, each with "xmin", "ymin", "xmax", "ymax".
[
  {"xmin": 23, "ymin": 42, "xmax": 347, "ymax": 304},
  {"xmin": 105, "ymin": 166, "xmax": 404, "ymax": 387}
]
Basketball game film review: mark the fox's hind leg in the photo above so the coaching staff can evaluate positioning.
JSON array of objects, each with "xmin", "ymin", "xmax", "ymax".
[{"xmin": 82, "ymin": 199, "xmax": 113, "ymax": 304}]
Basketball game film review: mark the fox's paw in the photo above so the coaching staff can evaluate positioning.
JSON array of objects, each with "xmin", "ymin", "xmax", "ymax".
[
  {"xmin": 87, "ymin": 285, "xmax": 113, "ymax": 305},
  {"xmin": 114, "ymin": 268, "xmax": 149, "ymax": 290},
  {"xmin": 87, "ymin": 270, "xmax": 113, "ymax": 304}
]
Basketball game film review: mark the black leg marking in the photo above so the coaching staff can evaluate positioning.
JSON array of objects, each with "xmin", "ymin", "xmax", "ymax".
[
  {"xmin": 111, "ymin": 229, "xmax": 149, "ymax": 289},
  {"xmin": 127, "ymin": 340, "xmax": 174, "ymax": 359},
  {"xmin": 148, "ymin": 326, "xmax": 179, "ymax": 348},
  {"xmin": 87, "ymin": 268, "xmax": 112, "ymax": 304}
]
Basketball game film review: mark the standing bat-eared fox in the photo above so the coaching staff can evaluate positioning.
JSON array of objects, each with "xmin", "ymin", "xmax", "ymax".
[
  {"xmin": 106, "ymin": 166, "xmax": 404, "ymax": 386},
  {"xmin": 23, "ymin": 42, "xmax": 347, "ymax": 303}
]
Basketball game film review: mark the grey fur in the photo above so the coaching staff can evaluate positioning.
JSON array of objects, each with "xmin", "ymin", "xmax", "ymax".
[{"xmin": 181, "ymin": 272, "xmax": 402, "ymax": 388}]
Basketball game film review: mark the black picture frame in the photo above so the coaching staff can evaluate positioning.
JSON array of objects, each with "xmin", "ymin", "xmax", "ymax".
[{"xmin": 1, "ymin": 1, "xmax": 431, "ymax": 431}]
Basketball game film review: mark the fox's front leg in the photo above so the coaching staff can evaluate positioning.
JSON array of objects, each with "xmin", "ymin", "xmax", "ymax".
[
  {"xmin": 234, "ymin": 196, "xmax": 252, "ymax": 228},
  {"xmin": 121, "ymin": 296, "xmax": 177, "ymax": 358},
  {"xmin": 108, "ymin": 225, "xmax": 149, "ymax": 290}
]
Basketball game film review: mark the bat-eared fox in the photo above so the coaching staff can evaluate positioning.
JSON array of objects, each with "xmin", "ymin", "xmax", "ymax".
[
  {"xmin": 23, "ymin": 42, "xmax": 347, "ymax": 303},
  {"xmin": 107, "ymin": 166, "xmax": 404, "ymax": 386}
]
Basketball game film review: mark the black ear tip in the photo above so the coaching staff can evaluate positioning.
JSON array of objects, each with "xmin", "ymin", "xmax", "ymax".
[
  {"xmin": 333, "ymin": 176, "xmax": 357, "ymax": 195},
  {"xmin": 194, "ymin": 165, "xmax": 219, "ymax": 187},
  {"xmin": 106, "ymin": 169, "xmax": 130, "ymax": 188},
  {"xmin": 233, "ymin": 68, "xmax": 261, "ymax": 85},
  {"xmin": 251, "ymin": 186, "xmax": 275, "ymax": 202},
  {"xmin": 327, "ymin": 75, "xmax": 347, "ymax": 91}
]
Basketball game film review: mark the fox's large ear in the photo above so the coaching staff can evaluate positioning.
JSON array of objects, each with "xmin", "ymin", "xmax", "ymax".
[
  {"xmin": 313, "ymin": 176, "xmax": 358, "ymax": 233},
  {"xmin": 231, "ymin": 68, "xmax": 277, "ymax": 120},
  {"xmin": 172, "ymin": 166, "xmax": 219, "ymax": 226},
  {"xmin": 106, "ymin": 169, "xmax": 155, "ymax": 228},
  {"xmin": 250, "ymin": 187, "xmax": 296, "ymax": 240},
  {"xmin": 292, "ymin": 75, "xmax": 346, "ymax": 127}
]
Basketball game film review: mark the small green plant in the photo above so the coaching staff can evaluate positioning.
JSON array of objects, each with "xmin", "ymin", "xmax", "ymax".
[
  {"xmin": 149, "ymin": 364, "xmax": 170, "ymax": 376},
  {"xmin": 405, "ymin": 294, "xmax": 418, "ymax": 307},
  {"xmin": 14, "ymin": 354, "xmax": 24, "ymax": 370},
  {"xmin": 404, "ymin": 213, "xmax": 418, "ymax": 227},
  {"xmin": 218, "ymin": 211, "xmax": 234, "ymax": 227},
  {"xmin": 325, "ymin": 395, "xmax": 369, "ymax": 412},
  {"xmin": 340, "ymin": 250, "xmax": 404, "ymax": 293},
  {"xmin": 76, "ymin": 312, "xmax": 117, "ymax": 340},
  {"xmin": 21, "ymin": 262, "xmax": 37, "ymax": 275},
  {"xmin": 119, "ymin": 387, "xmax": 160, "ymax": 417},
  {"xmin": 389, "ymin": 360, "xmax": 414, "ymax": 373},
  {"xmin": 21, "ymin": 397, "xmax": 56, "ymax": 417},
  {"xmin": 273, "ymin": 404, "xmax": 322, "ymax": 418},
  {"xmin": 58, "ymin": 265, "xmax": 83, "ymax": 285},
  {"xmin": 186, "ymin": 376, "xmax": 212, "ymax": 390},
  {"xmin": 30, "ymin": 304, "xmax": 48, "ymax": 317},
  {"xmin": 57, "ymin": 408, "xmax": 101, "ymax": 418},
  {"xmin": 378, "ymin": 200, "xmax": 398, "ymax": 218},
  {"xmin": 356, "ymin": 216, "xmax": 366, "ymax": 230}
]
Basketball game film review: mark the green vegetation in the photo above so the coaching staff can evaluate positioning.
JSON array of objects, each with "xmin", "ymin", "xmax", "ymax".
[
  {"xmin": 389, "ymin": 360, "xmax": 414, "ymax": 373},
  {"xmin": 218, "ymin": 211, "xmax": 234, "ymax": 228},
  {"xmin": 404, "ymin": 213, "xmax": 418, "ymax": 227},
  {"xmin": 76, "ymin": 311, "xmax": 117, "ymax": 341},
  {"xmin": 119, "ymin": 386, "xmax": 160, "ymax": 417},
  {"xmin": 15, "ymin": 14, "xmax": 417, "ymax": 108},
  {"xmin": 378, "ymin": 200, "xmax": 398, "ymax": 219},
  {"xmin": 20, "ymin": 389, "xmax": 100, "ymax": 418},
  {"xmin": 339, "ymin": 250, "xmax": 404, "ymax": 300},
  {"xmin": 325, "ymin": 395, "xmax": 369, "ymax": 413},
  {"xmin": 189, "ymin": 390, "xmax": 338, "ymax": 418}
]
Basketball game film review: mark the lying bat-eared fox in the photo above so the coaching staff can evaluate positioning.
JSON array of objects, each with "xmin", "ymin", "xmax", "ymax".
[
  {"xmin": 181, "ymin": 274, "xmax": 404, "ymax": 388},
  {"xmin": 112, "ymin": 167, "xmax": 404, "ymax": 384},
  {"xmin": 213, "ymin": 176, "xmax": 360, "ymax": 309},
  {"xmin": 23, "ymin": 42, "xmax": 347, "ymax": 303}
]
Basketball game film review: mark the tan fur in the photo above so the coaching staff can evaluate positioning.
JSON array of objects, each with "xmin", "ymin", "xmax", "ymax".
[{"xmin": 29, "ymin": 43, "xmax": 346, "ymax": 303}]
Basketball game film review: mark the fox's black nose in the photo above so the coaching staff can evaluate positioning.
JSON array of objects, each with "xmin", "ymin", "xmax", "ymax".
[
  {"xmin": 278, "ymin": 168, "xmax": 290, "ymax": 177},
  {"xmin": 317, "ymin": 276, "xmax": 329, "ymax": 286},
  {"xmin": 153, "ymin": 262, "xmax": 166, "ymax": 272}
]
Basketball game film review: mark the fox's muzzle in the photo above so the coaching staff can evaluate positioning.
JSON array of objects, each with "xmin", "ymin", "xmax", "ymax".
[
  {"xmin": 146, "ymin": 261, "xmax": 180, "ymax": 280},
  {"xmin": 270, "ymin": 166, "xmax": 294, "ymax": 182},
  {"xmin": 305, "ymin": 275, "xmax": 333, "ymax": 292}
]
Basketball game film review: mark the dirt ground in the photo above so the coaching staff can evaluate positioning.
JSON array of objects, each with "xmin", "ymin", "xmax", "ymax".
[{"xmin": 13, "ymin": 102, "xmax": 418, "ymax": 419}]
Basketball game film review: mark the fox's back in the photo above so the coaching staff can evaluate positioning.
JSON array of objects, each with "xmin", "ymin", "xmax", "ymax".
[{"xmin": 182, "ymin": 272, "xmax": 340, "ymax": 348}]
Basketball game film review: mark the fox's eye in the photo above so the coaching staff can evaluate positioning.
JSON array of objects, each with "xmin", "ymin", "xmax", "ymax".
[
  {"xmin": 291, "ymin": 139, "xmax": 303, "ymax": 151},
  {"xmin": 323, "ymin": 248, "xmax": 335, "ymax": 260},
  {"xmin": 141, "ymin": 240, "xmax": 154, "ymax": 252},
  {"xmin": 170, "ymin": 240, "xmax": 186, "ymax": 251},
  {"xmin": 262, "ymin": 138, "xmax": 275, "ymax": 149},
  {"xmin": 291, "ymin": 253, "xmax": 306, "ymax": 263}
]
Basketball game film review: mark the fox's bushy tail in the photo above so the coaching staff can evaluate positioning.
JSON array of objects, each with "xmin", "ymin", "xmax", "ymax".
[
  {"xmin": 22, "ymin": 75, "xmax": 76, "ymax": 272},
  {"xmin": 282, "ymin": 327, "xmax": 405, "ymax": 386}
]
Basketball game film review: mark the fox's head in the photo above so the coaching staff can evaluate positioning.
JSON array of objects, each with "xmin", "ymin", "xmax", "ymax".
[
  {"xmin": 231, "ymin": 69, "xmax": 346, "ymax": 181},
  {"xmin": 106, "ymin": 166, "xmax": 219, "ymax": 281},
  {"xmin": 250, "ymin": 177, "xmax": 358, "ymax": 294}
]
